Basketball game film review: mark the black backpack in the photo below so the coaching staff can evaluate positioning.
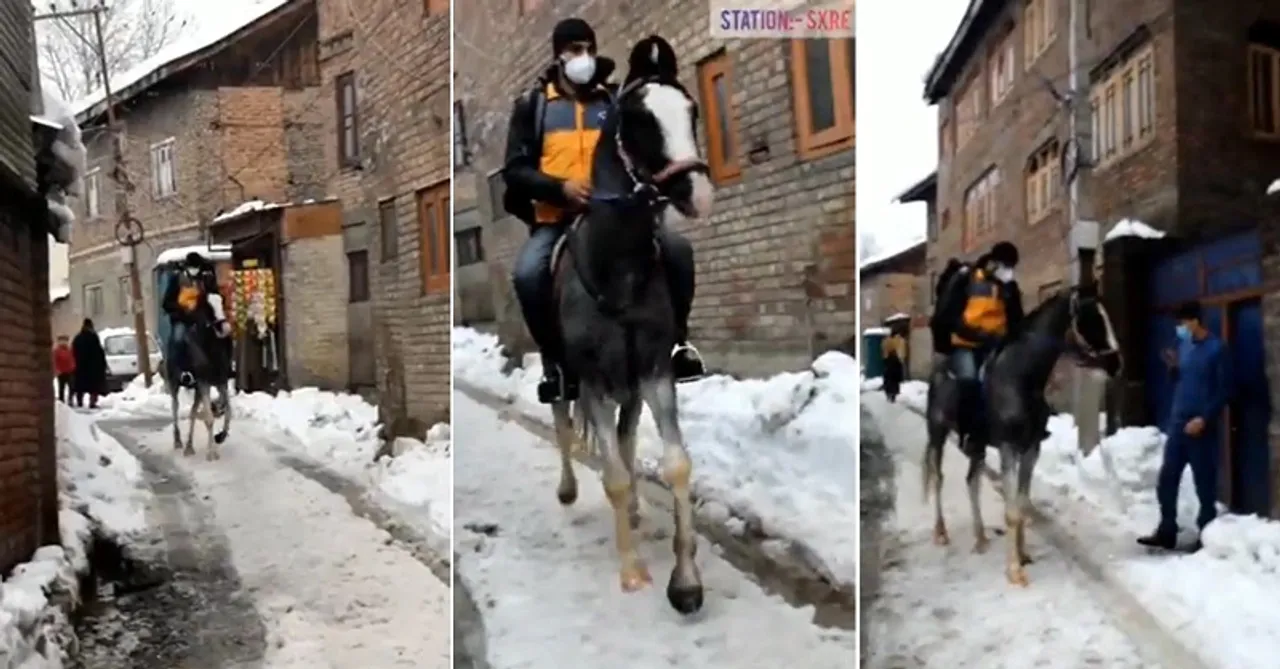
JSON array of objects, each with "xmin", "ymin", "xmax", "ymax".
[{"xmin": 501, "ymin": 88, "xmax": 548, "ymax": 225}]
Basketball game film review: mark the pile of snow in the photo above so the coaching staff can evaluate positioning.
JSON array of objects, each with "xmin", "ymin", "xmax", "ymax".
[
  {"xmin": 1268, "ymin": 179, "xmax": 1280, "ymax": 196},
  {"xmin": 57, "ymin": 403, "xmax": 152, "ymax": 542},
  {"xmin": 1103, "ymin": 218, "xmax": 1166, "ymax": 243},
  {"xmin": 0, "ymin": 545, "xmax": 80, "ymax": 669},
  {"xmin": 452, "ymin": 327, "xmax": 857, "ymax": 587},
  {"xmin": 34, "ymin": 89, "xmax": 87, "ymax": 245}
]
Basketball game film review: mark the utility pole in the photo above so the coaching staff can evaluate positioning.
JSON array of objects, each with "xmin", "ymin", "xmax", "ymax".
[{"xmin": 35, "ymin": 1, "xmax": 154, "ymax": 385}]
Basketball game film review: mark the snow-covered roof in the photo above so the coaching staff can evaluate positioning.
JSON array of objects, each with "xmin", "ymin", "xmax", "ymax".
[
  {"xmin": 154, "ymin": 244, "xmax": 233, "ymax": 266},
  {"xmin": 862, "ymin": 327, "xmax": 891, "ymax": 335},
  {"xmin": 35, "ymin": 90, "xmax": 86, "ymax": 244},
  {"xmin": 1103, "ymin": 218, "xmax": 1166, "ymax": 243},
  {"xmin": 210, "ymin": 196, "xmax": 338, "ymax": 224},
  {"xmin": 73, "ymin": 0, "xmax": 295, "ymax": 120},
  {"xmin": 859, "ymin": 238, "xmax": 927, "ymax": 274},
  {"xmin": 50, "ymin": 284, "xmax": 70, "ymax": 303},
  {"xmin": 884, "ymin": 312, "xmax": 911, "ymax": 322},
  {"xmin": 1267, "ymin": 179, "xmax": 1280, "ymax": 195}
]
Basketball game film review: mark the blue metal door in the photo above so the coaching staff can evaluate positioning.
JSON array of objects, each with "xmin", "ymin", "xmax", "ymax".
[
  {"xmin": 1228, "ymin": 299, "xmax": 1271, "ymax": 515},
  {"xmin": 154, "ymin": 268, "xmax": 175, "ymax": 354}
]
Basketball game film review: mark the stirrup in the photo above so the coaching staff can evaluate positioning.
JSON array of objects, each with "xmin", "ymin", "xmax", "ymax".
[
  {"xmin": 672, "ymin": 342, "xmax": 707, "ymax": 382},
  {"xmin": 178, "ymin": 371, "xmax": 194, "ymax": 387}
]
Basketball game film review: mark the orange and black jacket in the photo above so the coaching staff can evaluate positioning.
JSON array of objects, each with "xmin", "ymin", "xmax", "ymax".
[
  {"xmin": 934, "ymin": 266, "xmax": 1024, "ymax": 350},
  {"xmin": 500, "ymin": 58, "xmax": 618, "ymax": 226}
]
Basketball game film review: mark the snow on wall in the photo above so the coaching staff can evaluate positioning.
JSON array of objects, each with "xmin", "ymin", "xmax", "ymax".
[{"xmin": 35, "ymin": 90, "xmax": 87, "ymax": 245}]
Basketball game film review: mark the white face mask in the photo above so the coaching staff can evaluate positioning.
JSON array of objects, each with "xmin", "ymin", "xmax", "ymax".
[
  {"xmin": 562, "ymin": 54, "xmax": 596, "ymax": 85},
  {"xmin": 994, "ymin": 266, "xmax": 1015, "ymax": 283},
  {"xmin": 185, "ymin": 267, "xmax": 200, "ymax": 277}
]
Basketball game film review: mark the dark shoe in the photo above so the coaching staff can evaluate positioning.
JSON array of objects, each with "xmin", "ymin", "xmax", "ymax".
[
  {"xmin": 672, "ymin": 343, "xmax": 706, "ymax": 382},
  {"xmin": 1136, "ymin": 530, "xmax": 1178, "ymax": 550},
  {"xmin": 536, "ymin": 364, "xmax": 579, "ymax": 404}
]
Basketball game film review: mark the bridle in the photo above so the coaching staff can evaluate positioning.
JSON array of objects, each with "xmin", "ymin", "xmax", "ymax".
[
  {"xmin": 1066, "ymin": 289, "xmax": 1122, "ymax": 368},
  {"xmin": 605, "ymin": 76, "xmax": 708, "ymax": 209}
]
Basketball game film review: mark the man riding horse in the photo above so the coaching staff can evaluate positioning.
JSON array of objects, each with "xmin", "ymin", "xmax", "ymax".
[
  {"xmin": 930, "ymin": 241, "xmax": 1035, "ymax": 445},
  {"xmin": 501, "ymin": 17, "xmax": 705, "ymax": 405},
  {"xmin": 162, "ymin": 251, "xmax": 232, "ymax": 389}
]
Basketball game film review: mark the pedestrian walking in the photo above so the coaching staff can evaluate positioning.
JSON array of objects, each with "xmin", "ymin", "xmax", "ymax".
[
  {"xmin": 71, "ymin": 318, "xmax": 107, "ymax": 409},
  {"xmin": 52, "ymin": 334, "xmax": 75, "ymax": 404},
  {"xmin": 1137, "ymin": 300, "xmax": 1233, "ymax": 552},
  {"xmin": 881, "ymin": 328, "xmax": 907, "ymax": 403}
]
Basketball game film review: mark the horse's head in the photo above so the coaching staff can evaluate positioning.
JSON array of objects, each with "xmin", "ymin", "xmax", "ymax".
[
  {"xmin": 1065, "ymin": 284, "xmax": 1123, "ymax": 377},
  {"xmin": 613, "ymin": 36, "xmax": 714, "ymax": 219}
]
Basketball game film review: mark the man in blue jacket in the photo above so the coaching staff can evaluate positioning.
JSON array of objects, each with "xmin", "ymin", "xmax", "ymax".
[{"xmin": 1138, "ymin": 300, "xmax": 1232, "ymax": 551}]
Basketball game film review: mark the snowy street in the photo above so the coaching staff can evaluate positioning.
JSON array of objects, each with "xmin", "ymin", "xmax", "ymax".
[
  {"xmin": 451, "ymin": 393, "xmax": 854, "ymax": 667},
  {"xmin": 864, "ymin": 379, "xmax": 1280, "ymax": 669}
]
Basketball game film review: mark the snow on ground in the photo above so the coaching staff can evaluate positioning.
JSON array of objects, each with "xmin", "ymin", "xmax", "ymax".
[
  {"xmin": 57, "ymin": 404, "xmax": 153, "ymax": 543},
  {"xmin": 98, "ymin": 377, "xmax": 452, "ymax": 539},
  {"xmin": 451, "ymin": 327, "xmax": 857, "ymax": 587},
  {"xmin": 860, "ymin": 391, "xmax": 1153, "ymax": 668},
  {"xmin": 453, "ymin": 394, "xmax": 853, "ymax": 667},
  {"xmin": 127, "ymin": 422, "xmax": 450, "ymax": 667},
  {"xmin": 864, "ymin": 377, "xmax": 1280, "ymax": 669}
]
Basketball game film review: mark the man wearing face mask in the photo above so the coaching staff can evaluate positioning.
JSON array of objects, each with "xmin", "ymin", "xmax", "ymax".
[
  {"xmin": 501, "ymin": 17, "xmax": 705, "ymax": 405},
  {"xmin": 933, "ymin": 241, "xmax": 1025, "ymax": 444},
  {"xmin": 162, "ymin": 251, "xmax": 231, "ymax": 388},
  {"xmin": 1138, "ymin": 300, "xmax": 1232, "ymax": 552}
]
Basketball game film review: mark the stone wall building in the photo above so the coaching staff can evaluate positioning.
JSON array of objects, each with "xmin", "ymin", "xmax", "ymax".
[
  {"xmin": 314, "ymin": 0, "xmax": 452, "ymax": 427},
  {"xmin": 921, "ymin": 0, "xmax": 1280, "ymax": 515},
  {"xmin": 454, "ymin": 0, "xmax": 855, "ymax": 377},
  {"xmin": 70, "ymin": 0, "xmax": 323, "ymax": 338}
]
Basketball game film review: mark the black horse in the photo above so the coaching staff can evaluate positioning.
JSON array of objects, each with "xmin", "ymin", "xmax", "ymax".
[
  {"xmin": 549, "ymin": 36, "xmax": 713, "ymax": 615},
  {"xmin": 165, "ymin": 278, "xmax": 233, "ymax": 461},
  {"xmin": 924, "ymin": 285, "xmax": 1122, "ymax": 585}
]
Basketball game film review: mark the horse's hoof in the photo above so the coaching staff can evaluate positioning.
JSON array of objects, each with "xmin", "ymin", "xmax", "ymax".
[
  {"xmin": 207, "ymin": 451, "xmax": 217, "ymax": 462},
  {"xmin": 214, "ymin": 431, "xmax": 228, "ymax": 445},
  {"xmin": 932, "ymin": 525, "xmax": 950, "ymax": 546},
  {"xmin": 973, "ymin": 537, "xmax": 990, "ymax": 554},
  {"xmin": 666, "ymin": 580, "xmax": 704, "ymax": 615},
  {"xmin": 619, "ymin": 564, "xmax": 652, "ymax": 592},
  {"xmin": 183, "ymin": 446, "xmax": 195, "ymax": 457},
  {"xmin": 629, "ymin": 511, "xmax": 642, "ymax": 530},
  {"xmin": 1019, "ymin": 553, "xmax": 1034, "ymax": 565},
  {"xmin": 1006, "ymin": 567, "xmax": 1029, "ymax": 587},
  {"xmin": 556, "ymin": 485, "xmax": 577, "ymax": 505}
]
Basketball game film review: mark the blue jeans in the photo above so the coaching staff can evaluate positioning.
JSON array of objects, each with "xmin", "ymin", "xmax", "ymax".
[
  {"xmin": 948, "ymin": 347, "xmax": 987, "ymax": 432},
  {"xmin": 511, "ymin": 223, "xmax": 696, "ymax": 363},
  {"xmin": 1156, "ymin": 423, "xmax": 1220, "ymax": 535}
]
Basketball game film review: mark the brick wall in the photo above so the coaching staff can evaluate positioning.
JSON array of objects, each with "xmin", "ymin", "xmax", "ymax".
[
  {"xmin": 0, "ymin": 196, "xmax": 57, "ymax": 574},
  {"xmin": 860, "ymin": 272, "xmax": 920, "ymax": 328},
  {"xmin": 282, "ymin": 234, "xmax": 350, "ymax": 388},
  {"xmin": 315, "ymin": 0, "xmax": 451, "ymax": 427},
  {"xmin": 455, "ymin": 0, "xmax": 855, "ymax": 377}
]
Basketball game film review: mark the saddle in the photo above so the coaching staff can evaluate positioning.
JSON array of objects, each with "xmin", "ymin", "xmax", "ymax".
[{"xmin": 549, "ymin": 215, "xmax": 662, "ymax": 278}]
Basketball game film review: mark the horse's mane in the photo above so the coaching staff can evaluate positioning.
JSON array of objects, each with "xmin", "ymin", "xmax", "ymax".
[{"xmin": 990, "ymin": 289, "xmax": 1070, "ymax": 360}]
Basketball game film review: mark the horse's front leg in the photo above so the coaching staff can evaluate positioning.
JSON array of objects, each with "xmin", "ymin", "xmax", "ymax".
[
  {"xmin": 170, "ymin": 388, "xmax": 183, "ymax": 451},
  {"xmin": 551, "ymin": 400, "xmax": 578, "ymax": 505},
  {"xmin": 997, "ymin": 442, "xmax": 1027, "ymax": 586},
  {"xmin": 617, "ymin": 397, "xmax": 643, "ymax": 529},
  {"xmin": 582, "ymin": 390, "xmax": 650, "ymax": 592},
  {"xmin": 924, "ymin": 425, "xmax": 948, "ymax": 545},
  {"xmin": 184, "ymin": 387, "xmax": 201, "ymax": 457},
  {"xmin": 1015, "ymin": 443, "xmax": 1040, "ymax": 567},
  {"xmin": 966, "ymin": 453, "xmax": 988, "ymax": 553},
  {"xmin": 208, "ymin": 382, "xmax": 229, "ymax": 460},
  {"xmin": 641, "ymin": 377, "xmax": 703, "ymax": 615}
]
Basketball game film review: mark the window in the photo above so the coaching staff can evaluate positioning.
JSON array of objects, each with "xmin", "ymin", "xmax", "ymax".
[
  {"xmin": 417, "ymin": 181, "xmax": 450, "ymax": 294},
  {"xmin": 83, "ymin": 282, "xmax": 103, "ymax": 317},
  {"xmin": 955, "ymin": 75, "xmax": 983, "ymax": 150},
  {"xmin": 456, "ymin": 227, "xmax": 484, "ymax": 266},
  {"xmin": 697, "ymin": 50, "xmax": 740, "ymax": 183},
  {"xmin": 453, "ymin": 100, "xmax": 469, "ymax": 169},
  {"xmin": 1025, "ymin": 140, "xmax": 1060, "ymax": 223},
  {"xmin": 487, "ymin": 170, "xmax": 505, "ymax": 220},
  {"xmin": 962, "ymin": 168, "xmax": 1000, "ymax": 251},
  {"xmin": 1249, "ymin": 44, "xmax": 1280, "ymax": 137},
  {"xmin": 347, "ymin": 250, "xmax": 370, "ymax": 303},
  {"xmin": 85, "ymin": 168, "xmax": 101, "ymax": 218},
  {"xmin": 989, "ymin": 29, "xmax": 1016, "ymax": 106},
  {"xmin": 150, "ymin": 138, "xmax": 176, "ymax": 198},
  {"xmin": 1024, "ymin": 0, "xmax": 1057, "ymax": 66},
  {"xmin": 1089, "ymin": 44, "xmax": 1155, "ymax": 168},
  {"xmin": 518, "ymin": 0, "xmax": 542, "ymax": 14},
  {"xmin": 378, "ymin": 198, "xmax": 398, "ymax": 260},
  {"xmin": 336, "ymin": 71, "xmax": 359, "ymax": 168},
  {"xmin": 425, "ymin": 0, "xmax": 447, "ymax": 14},
  {"xmin": 789, "ymin": 38, "xmax": 854, "ymax": 160},
  {"xmin": 118, "ymin": 275, "xmax": 130, "ymax": 314}
]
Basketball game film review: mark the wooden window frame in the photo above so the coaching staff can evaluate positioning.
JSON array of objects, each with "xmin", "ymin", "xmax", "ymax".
[
  {"xmin": 347, "ymin": 250, "xmax": 370, "ymax": 303},
  {"xmin": 83, "ymin": 282, "xmax": 103, "ymax": 318},
  {"xmin": 1025, "ymin": 140, "xmax": 1060, "ymax": 224},
  {"xmin": 150, "ymin": 137, "xmax": 176, "ymax": 199},
  {"xmin": 425, "ymin": 0, "xmax": 448, "ymax": 15},
  {"xmin": 453, "ymin": 100, "xmax": 469, "ymax": 169},
  {"xmin": 417, "ymin": 181, "xmax": 450, "ymax": 295},
  {"xmin": 1248, "ymin": 44, "xmax": 1280, "ymax": 138},
  {"xmin": 962, "ymin": 168, "xmax": 1000, "ymax": 252},
  {"xmin": 378, "ymin": 198, "xmax": 398, "ymax": 261},
  {"xmin": 989, "ymin": 28, "xmax": 1016, "ymax": 106},
  {"xmin": 955, "ymin": 74, "xmax": 983, "ymax": 151},
  {"xmin": 696, "ymin": 50, "xmax": 741, "ymax": 184},
  {"xmin": 1089, "ymin": 44, "xmax": 1155, "ymax": 170},
  {"xmin": 789, "ymin": 38, "xmax": 854, "ymax": 161},
  {"xmin": 456, "ymin": 227, "xmax": 484, "ymax": 267},
  {"xmin": 336, "ymin": 71, "xmax": 360, "ymax": 169},
  {"xmin": 1023, "ymin": 0, "xmax": 1057, "ymax": 68},
  {"xmin": 85, "ymin": 167, "xmax": 101, "ymax": 218}
]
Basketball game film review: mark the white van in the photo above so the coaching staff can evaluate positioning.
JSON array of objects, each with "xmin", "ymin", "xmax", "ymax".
[{"xmin": 99, "ymin": 327, "xmax": 163, "ymax": 392}]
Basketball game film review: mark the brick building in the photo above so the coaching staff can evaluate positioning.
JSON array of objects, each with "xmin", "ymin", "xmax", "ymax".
[
  {"xmin": 1, "ymin": 0, "xmax": 59, "ymax": 572},
  {"xmin": 70, "ymin": 0, "xmax": 324, "ymax": 338},
  {"xmin": 921, "ymin": 0, "xmax": 1280, "ymax": 515},
  {"xmin": 858, "ymin": 240, "xmax": 926, "ymax": 377},
  {"xmin": 313, "ymin": 0, "xmax": 452, "ymax": 428},
  {"xmin": 454, "ymin": 0, "xmax": 855, "ymax": 377}
]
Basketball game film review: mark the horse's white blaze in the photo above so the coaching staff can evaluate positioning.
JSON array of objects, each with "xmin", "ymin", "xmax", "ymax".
[
  {"xmin": 1097, "ymin": 303, "xmax": 1120, "ymax": 352},
  {"xmin": 641, "ymin": 83, "xmax": 714, "ymax": 218},
  {"xmin": 208, "ymin": 293, "xmax": 227, "ymax": 322}
]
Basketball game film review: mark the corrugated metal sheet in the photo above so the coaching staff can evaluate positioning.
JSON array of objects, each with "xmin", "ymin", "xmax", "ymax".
[{"xmin": 0, "ymin": 0, "xmax": 36, "ymax": 191}]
